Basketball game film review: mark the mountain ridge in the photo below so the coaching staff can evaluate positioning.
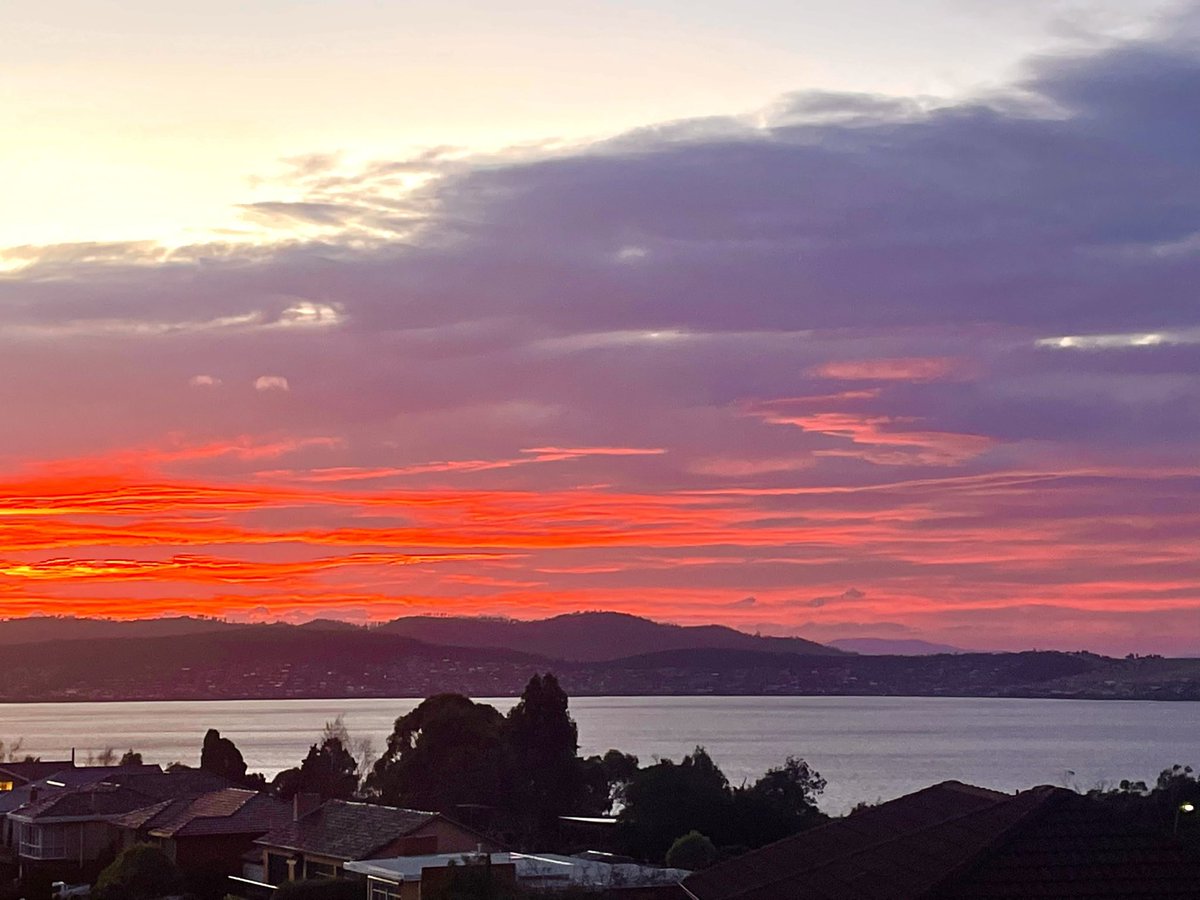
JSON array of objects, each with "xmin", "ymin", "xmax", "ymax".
[
  {"xmin": 372, "ymin": 611, "xmax": 845, "ymax": 661},
  {"xmin": 0, "ymin": 611, "xmax": 843, "ymax": 660}
]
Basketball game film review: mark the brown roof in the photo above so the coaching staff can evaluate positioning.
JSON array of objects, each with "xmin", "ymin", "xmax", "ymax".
[
  {"xmin": 683, "ymin": 781, "xmax": 1018, "ymax": 900},
  {"xmin": 255, "ymin": 800, "xmax": 439, "ymax": 860},
  {"xmin": 683, "ymin": 782, "xmax": 1200, "ymax": 900},
  {"xmin": 937, "ymin": 791, "xmax": 1200, "ymax": 897},
  {"xmin": 13, "ymin": 769, "xmax": 241, "ymax": 825},
  {"xmin": 116, "ymin": 788, "xmax": 291, "ymax": 839}
]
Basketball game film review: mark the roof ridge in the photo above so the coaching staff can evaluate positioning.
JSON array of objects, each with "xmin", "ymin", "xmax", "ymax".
[
  {"xmin": 922, "ymin": 785, "xmax": 1071, "ymax": 896},
  {"xmin": 707, "ymin": 784, "xmax": 1051, "ymax": 900}
]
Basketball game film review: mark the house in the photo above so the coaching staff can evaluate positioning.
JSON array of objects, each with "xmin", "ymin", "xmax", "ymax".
[
  {"xmin": 3, "ymin": 766, "xmax": 236, "ymax": 883},
  {"xmin": 681, "ymin": 780, "xmax": 1200, "ymax": 899},
  {"xmin": 254, "ymin": 797, "xmax": 500, "ymax": 886},
  {"xmin": 113, "ymin": 787, "xmax": 291, "ymax": 880},
  {"xmin": 0, "ymin": 764, "xmax": 159, "ymax": 871},
  {"xmin": 7, "ymin": 781, "xmax": 164, "ymax": 880},
  {"xmin": 346, "ymin": 851, "xmax": 688, "ymax": 900}
]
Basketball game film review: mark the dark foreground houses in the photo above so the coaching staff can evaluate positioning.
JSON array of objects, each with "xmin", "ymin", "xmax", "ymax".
[
  {"xmin": 682, "ymin": 781, "xmax": 1200, "ymax": 899},
  {"xmin": 5, "ymin": 765, "xmax": 1200, "ymax": 898}
]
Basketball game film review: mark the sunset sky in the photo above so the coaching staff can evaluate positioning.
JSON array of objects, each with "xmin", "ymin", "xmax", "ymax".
[{"xmin": 3, "ymin": 1, "xmax": 1198, "ymax": 654}]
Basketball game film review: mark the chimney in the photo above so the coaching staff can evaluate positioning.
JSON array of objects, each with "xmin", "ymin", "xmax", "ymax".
[
  {"xmin": 71, "ymin": 748, "xmax": 76, "ymax": 766},
  {"xmin": 29, "ymin": 787, "xmax": 39, "ymax": 803},
  {"xmin": 293, "ymin": 792, "xmax": 322, "ymax": 822}
]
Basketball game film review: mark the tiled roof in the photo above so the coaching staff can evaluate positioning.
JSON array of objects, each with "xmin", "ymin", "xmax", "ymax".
[
  {"xmin": 683, "ymin": 781, "xmax": 1020, "ymax": 900},
  {"xmin": 256, "ymin": 800, "xmax": 438, "ymax": 860},
  {"xmin": 115, "ymin": 799, "xmax": 175, "ymax": 830},
  {"xmin": 11, "ymin": 782, "xmax": 161, "ymax": 821},
  {"xmin": 937, "ymin": 791, "xmax": 1200, "ymax": 897},
  {"xmin": 109, "ymin": 768, "xmax": 235, "ymax": 800},
  {"xmin": 683, "ymin": 782, "xmax": 1200, "ymax": 900},
  {"xmin": 120, "ymin": 788, "xmax": 291, "ymax": 838},
  {"xmin": 11, "ymin": 768, "xmax": 242, "ymax": 825}
]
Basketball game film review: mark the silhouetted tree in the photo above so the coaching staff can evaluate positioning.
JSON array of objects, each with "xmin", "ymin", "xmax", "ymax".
[
  {"xmin": 1091, "ymin": 763, "xmax": 1200, "ymax": 846},
  {"xmin": 321, "ymin": 713, "xmax": 376, "ymax": 780},
  {"xmin": 367, "ymin": 694, "xmax": 508, "ymax": 813},
  {"xmin": 730, "ymin": 755, "xmax": 827, "ymax": 847},
  {"xmin": 275, "ymin": 735, "xmax": 360, "ymax": 801},
  {"xmin": 505, "ymin": 673, "xmax": 584, "ymax": 841},
  {"xmin": 119, "ymin": 749, "xmax": 143, "ymax": 766},
  {"xmin": 200, "ymin": 728, "xmax": 248, "ymax": 781},
  {"xmin": 617, "ymin": 748, "xmax": 826, "ymax": 861},
  {"xmin": 618, "ymin": 747, "xmax": 733, "ymax": 861},
  {"xmin": 599, "ymin": 748, "xmax": 640, "ymax": 807}
]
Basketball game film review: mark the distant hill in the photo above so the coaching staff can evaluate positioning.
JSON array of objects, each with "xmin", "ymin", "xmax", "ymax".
[
  {"xmin": 0, "ymin": 624, "xmax": 550, "ymax": 702},
  {"xmin": 829, "ymin": 638, "xmax": 967, "ymax": 656},
  {"xmin": 2, "ymin": 623, "xmax": 1196, "ymax": 702},
  {"xmin": 373, "ymin": 611, "xmax": 844, "ymax": 661},
  {"xmin": 0, "ymin": 615, "xmax": 237, "ymax": 646},
  {"xmin": 296, "ymin": 618, "xmax": 364, "ymax": 633}
]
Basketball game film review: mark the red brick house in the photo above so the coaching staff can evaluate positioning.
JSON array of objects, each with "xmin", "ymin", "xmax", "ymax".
[{"xmin": 254, "ymin": 797, "xmax": 499, "ymax": 886}]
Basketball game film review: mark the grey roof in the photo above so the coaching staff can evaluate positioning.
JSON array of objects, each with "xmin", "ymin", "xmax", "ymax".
[
  {"xmin": 256, "ymin": 800, "xmax": 439, "ymax": 860},
  {"xmin": 0, "ymin": 761, "xmax": 75, "ymax": 785},
  {"xmin": 35, "ymin": 764, "xmax": 162, "ymax": 788},
  {"xmin": 10, "ymin": 782, "xmax": 162, "ymax": 822},
  {"xmin": 106, "ymin": 768, "xmax": 234, "ymax": 799}
]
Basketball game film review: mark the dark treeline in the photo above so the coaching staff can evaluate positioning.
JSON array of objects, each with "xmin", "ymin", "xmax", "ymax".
[
  {"xmin": 149, "ymin": 673, "xmax": 1200, "ymax": 864},
  {"xmin": 184, "ymin": 673, "xmax": 829, "ymax": 862}
]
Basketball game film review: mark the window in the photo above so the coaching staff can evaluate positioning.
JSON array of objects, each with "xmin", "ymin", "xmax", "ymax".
[
  {"xmin": 19, "ymin": 823, "xmax": 69, "ymax": 859},
  {"xmin": 305, "ymin": 860, "xmax": 339, "ymax": 879},
  {"xmin": 0, "ymin": 780, "xmax": 13, "ymax": 792},
  {"xmin": 369, "ymin": 879, "xmax": 402, "ymax": 900}
]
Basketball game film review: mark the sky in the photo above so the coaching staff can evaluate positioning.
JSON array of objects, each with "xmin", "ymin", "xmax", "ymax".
[{"xmin": 1, "ymin": 1, "xmax": 1198, "ymax": 654}]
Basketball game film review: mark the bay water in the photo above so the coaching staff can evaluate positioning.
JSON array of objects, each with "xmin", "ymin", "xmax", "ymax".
[{"xmin": 2, "ymin": 695, "xmax": 1196, "ymax": 815}]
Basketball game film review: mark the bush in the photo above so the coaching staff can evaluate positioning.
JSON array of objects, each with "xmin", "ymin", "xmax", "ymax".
[
  {"xmin": 665, "ymin": 830, "xmax": 718, "ymax": 870},
  {"xmin": 93, "ymin": 843, "xmax": 180, "ymax": 900}
]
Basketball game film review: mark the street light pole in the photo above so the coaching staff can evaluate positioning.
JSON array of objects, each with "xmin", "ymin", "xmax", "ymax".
[{"xmin": 1174, "ymin": 801, "xmax": 1194, "ymax": 837}]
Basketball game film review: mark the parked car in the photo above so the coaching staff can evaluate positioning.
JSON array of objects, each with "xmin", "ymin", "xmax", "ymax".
[{"xmin": 51, "ymin": 883, "xmax": 90, "ymax": 898}]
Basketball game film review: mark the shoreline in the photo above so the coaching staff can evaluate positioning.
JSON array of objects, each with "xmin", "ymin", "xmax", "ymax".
[{"xmin": 3, "ymin": 690, "xmax": 1198, "ymax": 705}]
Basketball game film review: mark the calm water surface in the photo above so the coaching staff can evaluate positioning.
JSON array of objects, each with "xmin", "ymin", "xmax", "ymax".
[{"xmin": 2, "ymin": 696, "xmax": 1196, "ymax": 815}]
